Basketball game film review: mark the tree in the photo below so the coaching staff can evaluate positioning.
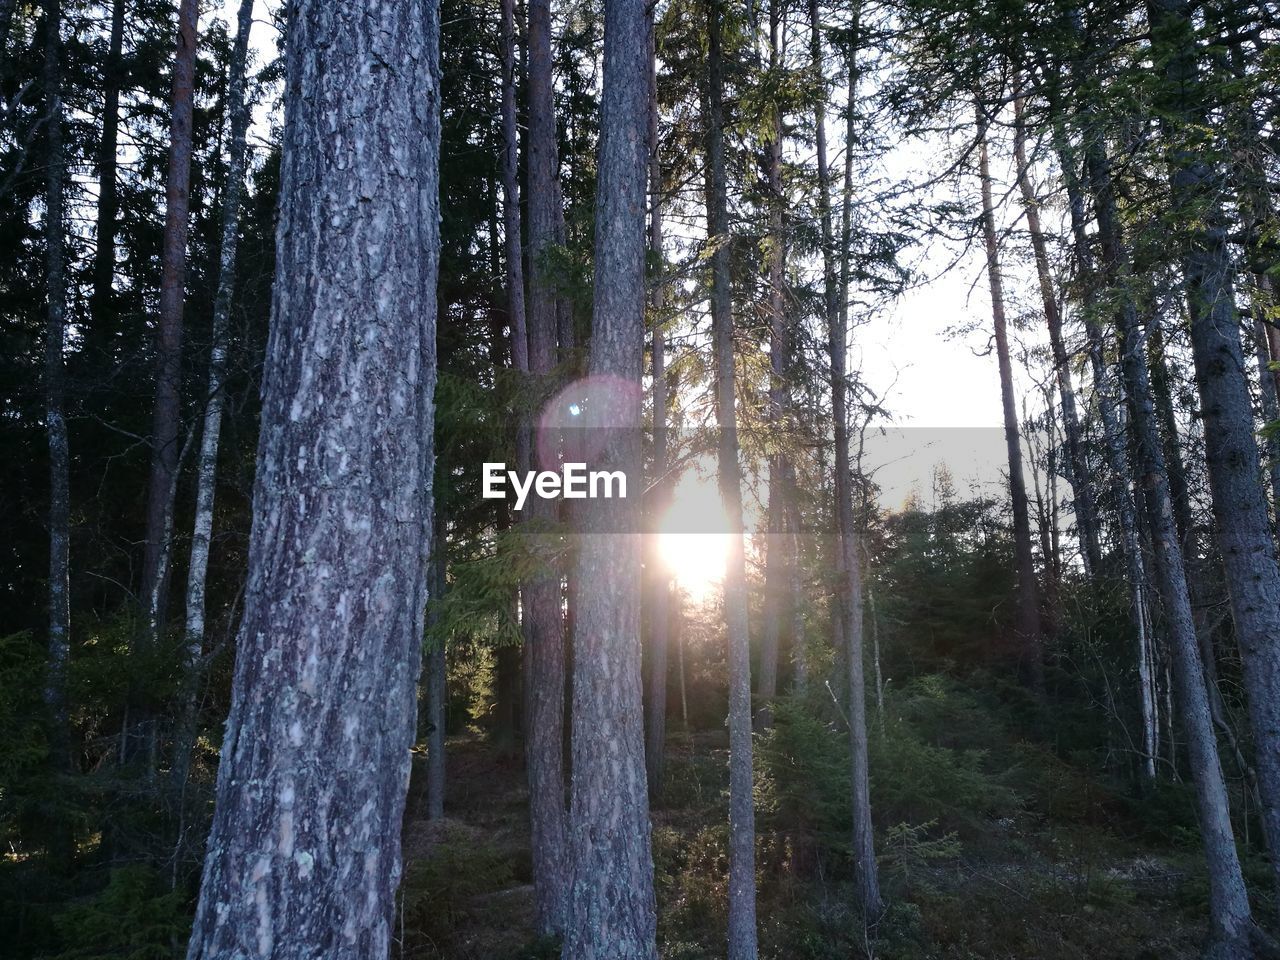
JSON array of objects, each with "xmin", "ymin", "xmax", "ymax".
[
  {"xmin": 974, "ymin": 106, "xmax": 1042, "ymax": 690},
  {"xmin": 562, "ymin": 0, "xmax": 659, "ymax": 952},
  {"xmin": 184, "ymin": 0, "xmax": 442, "ymax": 953},
  {"xmin": 525, "ymin": 0, "xmax": 571, "ymax": 934},
  {"xmin": 707, "ymin": 0, "xmax": 758, "ymax": 954}
]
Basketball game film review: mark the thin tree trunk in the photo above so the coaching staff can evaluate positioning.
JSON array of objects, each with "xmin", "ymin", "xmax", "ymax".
[
  {"xmin": 1055, "ymin": 112, "xmax": 1158, "ymax": 785},
  {"xmin": 172, "ymin": 0, "xmax": 255, "ymax": 800},
  {"xmin": 140, "ymin": 0, "xmax": 200, "ymax": 639},
  {"xmin": 42, "ymin": 0, "xmax": 70, "ymax": 783},
  {"xmin": 526, "ymin": 0, "xmax": 569, "ymax": 934},
  {"xmin": 1150, "ymin": 0, "xmax": 1280, "ymax": 908},
  {"xmin": 1012, "ymin": 96, "xmax": 1101, "ymax": 579},
  {"xmin": 562, "ymin": 0, "xmax": 658, "ymax": 951},
  {"xmin": 756, "ymin": 0, "xmax": 788, "ymax": 731},
  {"xmin": 975, "ymin": 108, "xmax": 1043, "ymax": 690},
  {"xmin": 89, "ymin": 0, "xmax": 126, "ymax": 344},
  {"xmin": 1083, "ymin": 91, "xmax": 1256, "ymax": 954},
  {"xmin": 706, "ymin": 2, "xmax": 757, "ymax": 955},
  {"xmin": 645, "ymin": 20, "xmax": 671, "ymax": 797},
  {"xmin": 184, "ymin": 1, "xmax": 441, "ymax": 954},
  {"xmin": 425, "ymin": 521, "xmax": 447, "ymax": 822}
]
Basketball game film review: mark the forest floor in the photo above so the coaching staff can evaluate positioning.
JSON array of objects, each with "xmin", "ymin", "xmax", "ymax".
[{"xmin": 396, "ymin": 683, "xmax": 1265, "ymax": 960}]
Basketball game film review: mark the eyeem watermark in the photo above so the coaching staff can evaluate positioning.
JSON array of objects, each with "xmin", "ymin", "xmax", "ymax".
[{"xmin": 482, "ymin": 462, "xmax": 628, "ymax": 511}]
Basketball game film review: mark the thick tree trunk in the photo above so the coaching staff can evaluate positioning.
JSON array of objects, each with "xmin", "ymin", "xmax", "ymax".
[
  {"xmin": 644, "ymin": 23, "xmax": 670, "ymax": 798},
  {"xmin": 173, "ymin": 0, "xmax": 255, "ymax": 798},
  {"xmin": 1150, "ymin": 0, "xmax": 1280, "ymax": 907},
  {"xmin": 184, "ymin": 3, "xmax": 441, "ymax": 955},
  {"xmin": 1012, "ymin": 97, "xmax": 1100, "ymax": 578},
  {"xmin": 561, "ymin": 0, "xmax": 658, "ymax": 953},
  {"xmin": 525, "ymin": 0, "xmax": 569, "ymax": 934},
  {"xmin": 975, "ymin": 110, "xmax": 1043, "ymax": 689},
  {"xmin": 140, "ymin": 0, "xmax": 200, "ymax": 638},
  {"xmin": 706, "ymin": 3, "xmax": 757, "ymax": 956},
  {"xmin": 1082, "ymin": 92, "xmax": 1256, "ymax": 955},
  {"xmin": 42, "ymin": 0, "xmax": 70, "ymax": 781},
  {"xmin": 89, "ymin": 0, "xmax": 126, "ymax": 344}
]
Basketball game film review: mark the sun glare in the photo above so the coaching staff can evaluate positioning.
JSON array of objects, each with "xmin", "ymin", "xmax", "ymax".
[{"xmin": 656, "ymin": 472, "xmax": 733, "ymax": 601}]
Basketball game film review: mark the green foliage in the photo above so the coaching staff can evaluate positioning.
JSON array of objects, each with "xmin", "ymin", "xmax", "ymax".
[{"xmin": 44, "ymin": 867, "xmax": 189, "ymax": 960}]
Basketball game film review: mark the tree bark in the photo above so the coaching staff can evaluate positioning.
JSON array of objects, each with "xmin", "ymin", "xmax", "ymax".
[
  {"xmin": 1012, "ymin": 96, "xmax": 1101, "ymax": 579},
  {"xmin": 1150, "ymin": 0, "xmax": 1280, "ymax": 908},
  {"xmin": 425, "ymin": 521, "xmax": 448, "ymax": 822},
  {"xmin": 526, "ymin": 0, "xmax": 570, "ymax": 934},
  {"xmin": 975, "ymin": 108, "xmax": 1043, "ymax": 690},
  {"xmin": 42, "ymin": 0, "xmax": 70, "ymax": 781},
  {"xmin": 173, "ymin": 0, "xmax": 256, "ymax": 798},
  {"xmin": 184, "ymin": 2, "xmax": 441, "ymax": 955},
  {"xmin": 1082, "ymin": 91, "xmax": 1256, "ymax": 955},
  {"xmin": 644, "ymin": 21, "xmax": 671, "ymax": 798},
  {"xmin": 140, "ymin": 0, "xmax": 200, "ymax": 638},
  {"xmin": 562, "ymin": 0, "xmax": 659, "ymax": 952},
  {"xmin": 706, "ymin": 2, "xmax": 758, "ymax": 955}
]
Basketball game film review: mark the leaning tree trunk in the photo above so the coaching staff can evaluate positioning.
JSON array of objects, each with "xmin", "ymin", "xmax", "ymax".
[
  {"xmin": 562, "ymin": 0, "xmax": 659, "ymax": 953},
  {"xmin": 172, "ymin": 0, "xmax": 256, "ymax": 802},
  {"xmin": 707, "ymin": 2, "xmax": 758, "ymax": 955},
  {"xmin": 1082, "ymin": 89, "xmax": 1257, "ymax": 955},
  {"xmin": 184, "ymin": 2, "xmax": 441, "ymax": 956},
  {"xmin": 1012, "ymin": 96, "xmax": 1101, "ymax": 579},
  {"xmin": 1051, "ymin": 111, "xmax": 1157, "ymax": 782},
  {"xmin": 1150, "ymin": 0, "xmax": 1280, "ymax": 907},
  {"xmin": 525, "ymin": 0, "xmax": 570, "ymax": 935},
  {"xmin": 42, "ymin": 0, "xmax": 70, "ymax": 783},
  {"xmin": 975, "ymin": 108, "xmax": 1043, "ymax": 690},
  {"xmin": 139, "ymin": 0, "xmax": 200, "ymax": 639},
  {"xmin": 644, "ymin": 20, "xmax": 671, "ymax": 797}
]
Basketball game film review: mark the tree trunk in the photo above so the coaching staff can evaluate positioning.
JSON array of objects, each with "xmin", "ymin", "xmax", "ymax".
[
  {"xmin": 184, "ymin": 2, "xmax": 441, "ymax": 955},
  {"xmin": 644, "ymin": 21, "xmax": 671, "ymax": 798},
  {"xmin": 88, "ymin": 0, "xmax": 126, "ymax": 345},
  {"xmin": 561, "ymin": 0, "xmax": 658, "ymax": 952},
  {"xmin": 1082, "ymin": 90, "xmax": 1256, "ymax": 955},
  {"xmin": 140, "ymin": 0, "xmax": 200, "ymax": 638},
  {"xmin": 425, "ymin": 521, "xmax": 448, "ymax": 822},
  {"xmin": 526, "ymin": 0, "xmax": 569, "ymax": 934},
  {"xmin": 1150, "ymin": 0, "xmax": 1280, "ymax": 908},
  {"xmin": 705, "ymin": 3, "xmax": 758, "ymax": 956},
  {"xmin": 173, "ymin": 0, "xmax": 255, "ymax": 799},
  {"xmin": 42, "ymin": 0, "xmax": 70, "ymax": 783},
  {"xmin": 975, "ymin": 108, "xmax": 1043, "ymax": 690},
  {"xmin": 1012, "ymin": 96, "xmax": 1101, "ymax": 579}
]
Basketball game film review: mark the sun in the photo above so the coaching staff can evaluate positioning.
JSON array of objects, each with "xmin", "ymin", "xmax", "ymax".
[{"xmin": 655, "ymin": 471, "xmax": 733, "ymax": 601}]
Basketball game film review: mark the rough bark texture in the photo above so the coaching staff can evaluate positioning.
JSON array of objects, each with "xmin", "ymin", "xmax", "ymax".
[
  {"xmin": 1150, "ymin": 0, "xmax": 1280, "ymax": 908},
  {"xmin": 708, "ymin": 2, "xmax": 758, "ymax": 955},
  {"xmin": 140, "ymin": 0, "xmax": 199, "ymax": 637},
  {"xmin": 1012, "ymin": 97, "xmax": 1100, "ymax": 579},
  {"xmin": 42, "ymin": 0, "xmax": 70, "ymax": 776},
  {"xmin": 88, "ymin": 0, "xmax": 125, "ymax": 343},
  {"xmin": 976, "ymin": 111, "xmax": 1043, "ymax": 690},
  {"xmin": 425, "ymin": 522, "xmax": 447, "ymax": 822},
  {"xmin": 562, "ymin": 0, "xmax": 658, "ymax": 953},
  {"xmin": 1082, "ymin": 89, "xmax": 1255, "ymax": 954},
  {"xmin": 525, "ymin": 0, "xmax": 569, "ymax": 935},
  {"xmin": 184, "ymin": 2, "xmax": 441, "ymax": 955},
  {"xmin": 644, "ymin": 24, "xmax": 670, "ymax": 798}
]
